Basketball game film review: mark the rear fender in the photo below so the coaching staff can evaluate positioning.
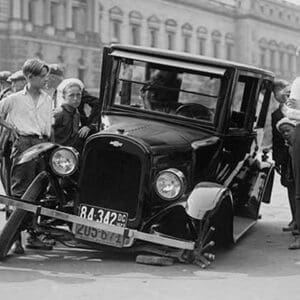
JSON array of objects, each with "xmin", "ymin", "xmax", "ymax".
[
  {"xmin": 15, "ymin": 142, "xmax": 57, "ymax": 165},
  {"xmin": 185, "ymin": 182, "xmax": 233, "ymax": 220}
]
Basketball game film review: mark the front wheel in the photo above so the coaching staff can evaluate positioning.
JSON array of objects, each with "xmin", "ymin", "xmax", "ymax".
[{"xmin": 0, "ymin": 171, "xmax": 49, "ymax": 260}]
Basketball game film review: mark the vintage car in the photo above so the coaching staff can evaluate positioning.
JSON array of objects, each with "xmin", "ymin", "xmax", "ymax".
[{"xmin": 0, "ymin": 45, "xmax": 275, "ymax": 267}]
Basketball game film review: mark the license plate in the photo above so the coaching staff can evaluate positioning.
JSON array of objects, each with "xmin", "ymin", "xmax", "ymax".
[{"xmin": 74, "ymin": 204, "xmax": 128, "ymax": 247}]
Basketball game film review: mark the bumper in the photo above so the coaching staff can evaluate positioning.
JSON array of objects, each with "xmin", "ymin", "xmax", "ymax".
[{"xmin": 0, "ymin": 194, "xmax": 195, "ymax": 251}]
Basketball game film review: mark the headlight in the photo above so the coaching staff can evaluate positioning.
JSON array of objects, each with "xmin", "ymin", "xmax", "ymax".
[
  {"xmin": 154, "ymin": 168, "xmax": 186, "ymax": 201},
  {"xmin": 50, "ymin": 147, "xmax": 79, "ymax": 176}
]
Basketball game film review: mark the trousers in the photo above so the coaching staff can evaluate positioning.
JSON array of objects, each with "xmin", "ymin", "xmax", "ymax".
[
  {"xmin": 10, "ymin": 135, "xmax": 48, "ymax": 197},
  {"xmin": 291, "ymin": 124, "xmax": 300, "ymax": 229}
]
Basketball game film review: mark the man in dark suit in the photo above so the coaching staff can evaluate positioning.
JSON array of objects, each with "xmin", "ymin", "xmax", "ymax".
[{"xmin": 271, "ymin": 79, "xmax": 294, "ymax": 231}]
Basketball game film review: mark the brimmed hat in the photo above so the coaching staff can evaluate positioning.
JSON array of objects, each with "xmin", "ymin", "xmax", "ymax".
[
  {"xmin": 57, "ymin": 78, "xmax": 84, "ymax": 93},
  {"xmin": 49, "ymin": 64, "xmax": 64, "ymax": 77},
  {"xmin": 8, "ymin": 70, "xmax": 25, "ymax": 82},
  {"xmin": 0, "ymin": 71, "xmax": 12, "ymax": 81},
  {"xmin": 276, "ymin": 117, "xmax": 296, "ymax": 132},
  {"xmin": 290, "ymin": 77, "xmax": 300, "ymax": 101}
]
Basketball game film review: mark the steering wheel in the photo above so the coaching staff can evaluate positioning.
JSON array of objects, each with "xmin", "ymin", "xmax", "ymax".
[{"xmin": 175, "ymin": 103, "xmax": 214, "ymax": 121}]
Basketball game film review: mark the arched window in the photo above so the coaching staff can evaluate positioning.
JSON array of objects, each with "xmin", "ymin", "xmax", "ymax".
[
  {"xmin": 109, "ymin": 6, "xmax": 123, "ymax": 43},
  {"xmin": 181, "ymin": 23, "xmax": 193, "ymax": 53},
  {"xmin": 211, "ymin": 30, "xmax": 222, "ymax": 58},
  {"xmin": 72, "ymin": 2, "xmax": 87, "ymax": 33},
  {"xmin": 165, "ymin": 19, "xmax": 177, "ymax": 50},
  {"xmin": 148, "ymin": 15, "xmax": 160, "ymax": 48},
  {"xmin": 197, "ymin": 26, "xmax": 207, "ymax": 56},
  {"xmin": 225, "ymin": 33, "xmax": 234, "ymax": 61},
  {"xmin": 258, "ymin": 38, "xmax": 267, "ymax": 68},
  {"xmin": 129, "ymin": 11, "xmax": 142, "ymax": 46},
  {"xmin": 268, "ymin": 40, "xmax": 277, "ymax": 72}
]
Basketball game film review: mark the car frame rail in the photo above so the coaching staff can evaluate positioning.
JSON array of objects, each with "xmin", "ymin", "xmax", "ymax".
[{"xmin": 0, "ymin": 194, "xmax": 195, "ymax": 251}]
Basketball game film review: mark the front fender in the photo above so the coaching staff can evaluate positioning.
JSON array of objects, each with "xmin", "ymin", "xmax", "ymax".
[
  {"xmin": 185, "ymin": 182, "xmax": 232, "ymax": 220},
  {"xmin": 15, "ymin": 142, "xmax": 57, "ymax": 165}
]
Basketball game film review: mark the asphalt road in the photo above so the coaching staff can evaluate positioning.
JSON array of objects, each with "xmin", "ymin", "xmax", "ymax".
[{"xmin": 1, "ymin": 174, "xmax": 300, "ymax": 300}]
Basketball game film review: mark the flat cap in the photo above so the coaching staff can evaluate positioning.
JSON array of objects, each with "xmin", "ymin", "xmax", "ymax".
[
  {"xmin": 8, "ymin": 70, "xmax": 25, "ymax": 82},
  {"xmin": 49, "ymin": 64, "xmax": 64, "ymax": 77},
  {"xmin": 276, "ymin": 117, "xmax": 296, "ymax": 131},
  {"xmin": 0, "ymin": 71, "xmax": 12, "ymax": 81}
]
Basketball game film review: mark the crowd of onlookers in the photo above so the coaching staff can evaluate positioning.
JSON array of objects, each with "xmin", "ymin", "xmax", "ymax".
[
  {"xmin": 0, "ymin": 58, "xmax": 100, "ymax": 253},
  {"xmin": 272, "ymin": 77, "xmax": 300, "ymax": 250}
]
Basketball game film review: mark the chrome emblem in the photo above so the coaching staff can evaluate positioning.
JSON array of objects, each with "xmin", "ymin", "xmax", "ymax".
[{"xmin": 109, "ymin": 140, "xmax": 123, "ymax": 147}]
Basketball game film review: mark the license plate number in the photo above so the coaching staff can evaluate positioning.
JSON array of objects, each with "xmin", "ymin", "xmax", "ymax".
[{"xmin": 74, "ymin": 205, "xmax": 128, "ymax": 247}]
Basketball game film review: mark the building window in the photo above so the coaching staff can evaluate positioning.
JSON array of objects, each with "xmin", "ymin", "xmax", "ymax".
[
  {"xmin": 50, "ymin": 2, "xmax": 58, "ymax": 27},
  {"xmin": 211, "ymin": 30, "xmax": 222, "ymax": 58},
  {"xmin": 112, "ymin": 21, "xmax": 121, "ymax": 42},
  {"xmin": 226, "ymin": 43, "xmax": 234, "ymax": 60},
  {"xmin": 269, "ymin": 49, "xmax": 275, "ymax": 71},
  {"xmin": 183, "ymin": 35, "xmax": 191, "ymax": 52},
  {"xmin": 147, "ymin": 15, "xmax": 160, "ymax": 48},
  {"xmin": 109, "ymin": 6, "xmax": 124, "ymax": 43},
  {"xmin": 28, "ymin": 0, "xmax": 34, "ymax": 22},
  {"xmin": 260, "ymin": 47, "xmax": 266, "ymax": 67},
  {"xmin": 225, "ymin": 33, "xmax": 234, "ymax": 61},
  {"xmin": 279, "ymin": 51, "xmax": 284, "ymax": 75},
  {"xmin": 167, "ymin": 31, "xmax": 175, "ymax": 50},
  {"xmin": 131, "ymin": 25, "xmax": 141, "ymax": 45},
  {"xmin": 212, "ymin": 40, "xmax": 220, "ymax": 58},
  {"xmin": 149, "ymin": 28, "xmax": 158, "ymax": 47},
  {"xmin": 198, "ymin": 38, "xmax": 206, "ymax": 55},
  {"xmin": 129, "ymin": 11, "xmax": 142, "ymax": 46},
  {"xmin": 165, "ymin": 19, "xmax": 177, "ymax": 50},
  {"xmin": 288, "ymin": 53, "xmax": 293, "ymax": 72}
]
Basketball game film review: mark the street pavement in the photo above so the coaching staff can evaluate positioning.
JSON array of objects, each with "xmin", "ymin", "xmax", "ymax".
[{"xmin": 0, "ymin": 174, "xmax": 300, "ymax": 300}]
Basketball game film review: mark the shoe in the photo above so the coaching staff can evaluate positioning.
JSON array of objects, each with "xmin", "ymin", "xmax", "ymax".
[
  {"xmin": 289, "ymin": 238, "xmax": 300, "ymax": 250},
  {"xmin": 26, "ymin": 235, "xmax": 53, "ymax": 250},
  {"xmin": 283, "ymin": 221, "xmax": 296, "ymax": 232},
  {"xmin": 13, "ymin": 241, "xmax": 25, "ymax": 255}
]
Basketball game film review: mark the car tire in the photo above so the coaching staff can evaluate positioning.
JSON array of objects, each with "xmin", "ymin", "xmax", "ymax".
[{"xmin": 0, "ymin": 171, "xmax": 48, "ymax": 260}]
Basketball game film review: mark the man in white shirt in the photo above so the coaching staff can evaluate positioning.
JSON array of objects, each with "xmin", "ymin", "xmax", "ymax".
[
  {"xmin": 0, "ymin": 58, "xmax": 52, "ymax": 251},
  {"xmin": 0, "ymin": 58, "xmax": 52, "ymax": 197}
]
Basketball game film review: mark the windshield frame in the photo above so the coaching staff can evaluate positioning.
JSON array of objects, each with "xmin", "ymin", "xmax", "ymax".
[{"xmin": 106, "ymin": 55, "xmax": 233, "ymax": 132}]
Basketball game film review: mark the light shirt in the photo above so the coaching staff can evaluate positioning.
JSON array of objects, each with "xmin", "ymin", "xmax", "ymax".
[
  {"xmin": 282, "ymin": 104, "xmax": 300, "ymax": 123},
  {"xmin": 0, "ymin": 86, "xmax": 52, "ymax": 137}
]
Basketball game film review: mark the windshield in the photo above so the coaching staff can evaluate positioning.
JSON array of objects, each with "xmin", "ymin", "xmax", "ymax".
[{"xmin": 112, "ymin": 58, "xmax": 224, "ymax": 123}]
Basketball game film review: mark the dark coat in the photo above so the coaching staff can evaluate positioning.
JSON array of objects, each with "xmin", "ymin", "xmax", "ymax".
[{"xmin": 271, "ymin": 106, "xmax": 293, "ymax": 186}]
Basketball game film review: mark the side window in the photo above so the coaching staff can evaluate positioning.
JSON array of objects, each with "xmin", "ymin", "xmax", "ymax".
[
  {"xmin": 230, "ymin": 75, "xmax": 258, "ymax": 129},
  {"xmin": 255, "ymin": 80, "xmax": 272, "ymax": 129}
]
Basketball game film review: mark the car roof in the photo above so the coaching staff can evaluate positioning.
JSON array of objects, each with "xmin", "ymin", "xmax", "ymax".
[{"xmin": 110, "ymin": 44, "xmax": 274, "ymax": 78}]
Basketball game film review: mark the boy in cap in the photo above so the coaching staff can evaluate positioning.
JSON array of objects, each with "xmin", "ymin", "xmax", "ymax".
[
  {"xmin": 276, "ymin": 117, "xmax": 296, "ymax": 233},
  {"xmin": 0, "ymin": 71, "xmax": 12, "ymax": 100},
  {"xmin": 271, "ymin": 80, "xmax": 295, "ymax": 231},
  {"xmin": 53, "ymin": 79, "xmax": 83, "ymax": 150},
  {"xmin": 8, "ymin": 70, "xmax": 26, "ymax": 93},
  {"xmin": 45, "ymin": 63, "xmax": 64, "ymax": 108}
]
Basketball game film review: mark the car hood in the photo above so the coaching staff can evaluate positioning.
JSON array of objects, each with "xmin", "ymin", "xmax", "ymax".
[{"xmin": 100, "ymin": 115, "xmax": 213, "ymax": 150}]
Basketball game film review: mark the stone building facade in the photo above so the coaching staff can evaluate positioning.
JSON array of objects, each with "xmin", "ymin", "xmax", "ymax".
[{"xmin": 0, "ymin": 0, "xmax": 299, "ymax": 94}]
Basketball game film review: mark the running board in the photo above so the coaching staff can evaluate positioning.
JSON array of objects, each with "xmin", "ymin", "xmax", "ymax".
[{"xmin": 233, "ymin": 216, "xmax": 257, "ymax": 243}]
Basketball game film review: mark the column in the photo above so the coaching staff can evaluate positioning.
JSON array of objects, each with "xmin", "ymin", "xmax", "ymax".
[
  {"xmin": 65, "ymin": 0, "xmax": 73, "ymax": 29},
  {"xmin": 11, "ymin": 0, "xmax": 21, "ymax": 19},
  {"xmin": 57, "ymin": 1, "xmax": 65, "ymax": 30},
  {"xmin": 22, "ymin": 0, "xmax": 30, "ymax": 20},
  {"xmin": 93, "ymin": 0, "xmax": 100, "ymax": 34},
  {"xmin": 44, "ymin": 0, "xmax": 51, "ymax": 25}
]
